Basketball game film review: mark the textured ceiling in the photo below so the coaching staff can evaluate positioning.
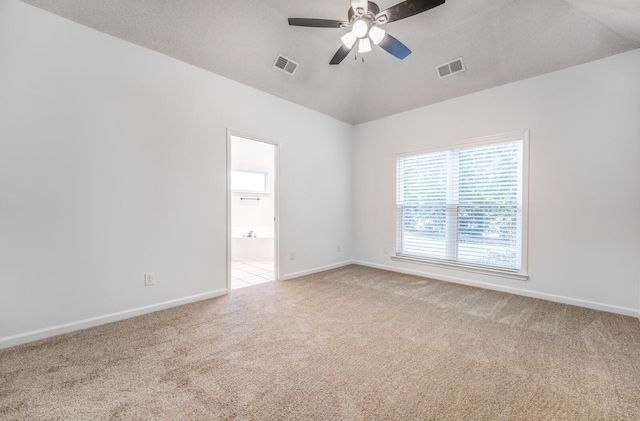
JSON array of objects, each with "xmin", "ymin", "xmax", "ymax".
[{"xmin": 19, "ymin": 0, "xmax": 640, "ymax": 124}]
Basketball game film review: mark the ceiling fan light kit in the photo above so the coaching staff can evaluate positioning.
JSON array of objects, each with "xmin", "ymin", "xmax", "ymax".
[
  {"xmin": 368, "ymin": 26, "xmax": 386, "ymax": 45},
  {"xmin": 341, "ymin": 32, "xmax": 358, "ymax": 49},
  {"xmin": 288, "ymin": 0, "xmax": 445, "ymax": 65},
  {"xmin": 358, "ymin": 38, "xmax": 372, "ymax": 53},
  {"xmin": 352, "ymin": 19, "xmax": 369, "ymax": 38}
]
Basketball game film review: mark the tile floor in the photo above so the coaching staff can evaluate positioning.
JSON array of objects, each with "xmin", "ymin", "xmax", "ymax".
[{"xmin": 231, "ymin": 260, "xmax": 275, "ymax": 289}]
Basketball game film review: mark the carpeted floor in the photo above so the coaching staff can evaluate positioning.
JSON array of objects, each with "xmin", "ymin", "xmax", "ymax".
[{"xmin": 2, "ymin": 265, "xmax": 640, "ymax": 420}]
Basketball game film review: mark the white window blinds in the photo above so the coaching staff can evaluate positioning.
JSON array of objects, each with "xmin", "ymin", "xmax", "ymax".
[{"xmin": 396, "ymin": 138, "xmax": 524, "ymax": 272}]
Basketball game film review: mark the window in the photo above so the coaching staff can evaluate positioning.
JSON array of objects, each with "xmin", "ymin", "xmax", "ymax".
[
  {"xmin": 395, "ymin": 132, "xmax": 528, "ymax": 278},
  {"xmin": 231, "ymin": 170, "xmax": 269, "ymax": 193}
]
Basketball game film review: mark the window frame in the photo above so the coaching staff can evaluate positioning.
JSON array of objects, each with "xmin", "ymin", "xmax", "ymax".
[{"xmin": 392, "ymin": 131, "xmax": 529, "ymax": 281}]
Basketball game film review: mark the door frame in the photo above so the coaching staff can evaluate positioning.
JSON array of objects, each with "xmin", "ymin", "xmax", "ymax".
[{"xmin": 226, "ymin": 129, "xmax": 280, "ymax": 291}]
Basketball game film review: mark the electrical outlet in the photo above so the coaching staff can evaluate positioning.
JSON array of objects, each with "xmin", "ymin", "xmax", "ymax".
[
  {"xmin": 144, "ymin": 272, "xmax": 154, "ymax": 286},
  {"xmin": 289, "ymin": 251, "xmax": 295, "ymax": 260},
  {"xmin": 383, "ymin": 247, "xmax": 388, "ymax": 255},
  {"xmin": 337, "ymin": 245, "xmax": 341, "ymax": 252}
]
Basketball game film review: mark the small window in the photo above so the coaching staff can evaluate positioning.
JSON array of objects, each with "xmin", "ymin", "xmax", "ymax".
[
  {"xmin": 231, "ymin": 170, "xmax": 269, "ymax": 193},
  {"xmin": 395, "ymin": 132, "xmax": 528, "ymax": 278}
]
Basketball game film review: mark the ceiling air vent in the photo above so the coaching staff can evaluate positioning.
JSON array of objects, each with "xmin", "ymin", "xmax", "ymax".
[
  {"xmin": 273, "ymin": 54, "xmax": 299, "ymax": 76},
  {"xmin": 437, "ymin": 57, "xmax": 465, "ymax": 79}
]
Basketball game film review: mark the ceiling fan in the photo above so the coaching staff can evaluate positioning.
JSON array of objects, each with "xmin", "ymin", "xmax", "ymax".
[{"xmin": 288, "ymin": 0, "xmax": 445, "ymax": 65}]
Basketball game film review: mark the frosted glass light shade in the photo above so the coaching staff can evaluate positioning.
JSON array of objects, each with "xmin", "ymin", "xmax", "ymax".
[
  {"xmin": 358, "ymin": 38, "xmax": 372, "ymax": 53},
  {"xmin": 352, "ymin": 19, "xmax": 368, "ymax": 38},
  {"xmin": 341, "ymin": 32, "xmax": 357, "ymax": 49},
  {"xmin": 369, "ymin": 26, "xmax": 386, "ymax": 45}
]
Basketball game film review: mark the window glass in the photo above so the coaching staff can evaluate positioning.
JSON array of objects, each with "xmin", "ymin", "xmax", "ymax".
[
  {"xmin": 396, "ymin": 137, "xmax": 525, "ymax": 272},
  {"xmin": 232, "ymin": 170, "xmax": 268, "ymax": 193}
]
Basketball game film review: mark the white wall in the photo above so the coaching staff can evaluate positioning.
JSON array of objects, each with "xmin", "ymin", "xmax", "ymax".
[
  {"xmin": 0, "ymin": 0, "xmax": 353, "ymax": 346},
  {"xmin": 353, "ymin": 49, "xmax": 640, "ymax": 315}
]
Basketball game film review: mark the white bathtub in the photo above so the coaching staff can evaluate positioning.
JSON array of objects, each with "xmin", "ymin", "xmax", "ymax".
[{"xmin": 231, "ymin": 226, "xmax": 274, "ymax": 260}]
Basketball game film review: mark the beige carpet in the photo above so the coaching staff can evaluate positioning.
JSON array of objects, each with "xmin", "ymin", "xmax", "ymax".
[{"xmin": 2, "ymin": 265, "xmax": 640, "ymax": 420}]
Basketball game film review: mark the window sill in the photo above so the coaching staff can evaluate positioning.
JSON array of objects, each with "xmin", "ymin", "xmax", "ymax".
[{"xmin": 391, "ymin": 255, "xmax": 529, "ymax": 281}]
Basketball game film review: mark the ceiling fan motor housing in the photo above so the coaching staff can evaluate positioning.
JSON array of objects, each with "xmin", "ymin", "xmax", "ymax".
[{"xmin": 348, "ymin": 1, "xmax": 381, "ymax": 22}]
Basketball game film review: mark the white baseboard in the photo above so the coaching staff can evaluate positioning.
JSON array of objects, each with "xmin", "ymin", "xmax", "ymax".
[
  {"xmin": 4, "ymin": 264, "xmax": 636, "ymax": 349},
  {"xmin": 0, "ymin": 289, "xmax": 228, "ymax": 350},
  {"xmin": 280, "ymin": 260, "xmax": 355, "ymax": 281},
  {"xmin": 353, "ymin": 260, "xmax": 639, "ymax": 318}
]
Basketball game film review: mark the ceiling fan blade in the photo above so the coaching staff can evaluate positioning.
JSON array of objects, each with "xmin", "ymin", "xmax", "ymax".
[
  {"xmin": 377, "ymin": 0, "xmax": 445, "ymax": 24},
  {"xmin": 288, "ymin": 18, "xmax": 346, "ymax": 28},
  {"xmin": 330, "ymin": 44, "xmax": 355, "ymax": 65},
  {"xmin": 378, "ymin": 33, "xmax": 411, "ymax": 59},
  {"xmin": 350, "ymin": 0, "xmax": 368, "ymax": 16}
]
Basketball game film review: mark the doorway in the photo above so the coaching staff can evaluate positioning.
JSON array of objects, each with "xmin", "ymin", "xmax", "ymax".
[{"xmin": 228, "ymin": 133, "xmax": 278, "ymax": 290}]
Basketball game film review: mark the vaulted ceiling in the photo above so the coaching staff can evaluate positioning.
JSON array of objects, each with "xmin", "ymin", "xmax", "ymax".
[{"xmin": 20, "ymin": 0, "xmax": 640, "ymax": 124}]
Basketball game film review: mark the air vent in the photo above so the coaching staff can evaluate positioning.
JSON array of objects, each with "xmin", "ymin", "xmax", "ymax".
[
  {"xmin": 436, "ymin": 57, "xmax": 465, "ymax": 79},
  {"xmin": 273, "ymin": 54, "xmax": 299, "ymax": 76}
]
